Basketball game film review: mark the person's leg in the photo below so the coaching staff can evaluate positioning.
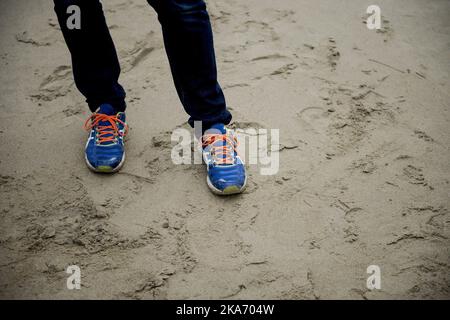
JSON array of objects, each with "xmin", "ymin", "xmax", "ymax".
[
  {"xmin": 54, "ymin": 0, "xmax": 128, "ymax": 173},
  {"xmin": 53, "ymin": 0, "xmax": 126, "ymax": 112},
  {"xmin": 147, "ymin": 0, "xmax": 231, "ymax": 130},
  {"xmin": 148, "ymin": 0, "xmax": 245, "ymax": 195}
]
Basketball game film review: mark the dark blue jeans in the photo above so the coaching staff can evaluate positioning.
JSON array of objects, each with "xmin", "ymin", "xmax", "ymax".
[{"xmin": 53, "ymin": 0, "xmax": 232, "ymax": 129}]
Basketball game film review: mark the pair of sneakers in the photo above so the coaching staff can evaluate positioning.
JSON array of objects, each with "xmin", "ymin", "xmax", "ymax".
[{"xmin": 84, "ymin": 104, "xmax": 247, "ymax": 195}]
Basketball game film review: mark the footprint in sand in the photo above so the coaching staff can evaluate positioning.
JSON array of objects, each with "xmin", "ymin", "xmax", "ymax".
[
  {"xmin": 297, "ymin": 107, "xmax": 329, "ymax": 133},
  {"xmin": 32, "ymin": 65, "xmax": 73, "ymax": 101}
]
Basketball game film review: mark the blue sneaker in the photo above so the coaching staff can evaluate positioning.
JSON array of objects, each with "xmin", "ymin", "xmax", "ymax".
[
  {"xmin": 83, "ymin": 104, "xmax": 128, "ymax": 173},
  {"xmin": 201, "ymin": 123, "xmax": 247, "ymax": 195}
]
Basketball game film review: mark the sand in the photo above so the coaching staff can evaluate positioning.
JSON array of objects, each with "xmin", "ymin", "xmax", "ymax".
[{"xmin": 0, "ymin": 0, "xmax": 449, "ymax": 299}]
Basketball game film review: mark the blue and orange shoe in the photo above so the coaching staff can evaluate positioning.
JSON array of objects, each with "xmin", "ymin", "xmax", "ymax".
[
  {"xmin": 201, "ymin": 123, "xmax": 247, "ymax": 195},
  {"xmin": 83, "ymin": 104, "xmax": 128, "ymax": 173}
]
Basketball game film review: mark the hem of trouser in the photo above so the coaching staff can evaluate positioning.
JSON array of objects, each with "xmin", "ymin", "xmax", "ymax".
[
  {"xmin": 87, "ymin": 100, "xmax": 127, "ymax": 113},
  {"xmin": 188, "ymin": 109, "xmax": 232, "ymax": 132}
]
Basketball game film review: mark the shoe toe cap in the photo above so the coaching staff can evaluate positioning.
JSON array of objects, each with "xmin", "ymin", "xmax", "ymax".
[
  {"xmin": 209, "ymin": 164, "xmax": 246, "ymax": 190},
  {"xmin": 86, "ymin": 145, "xmax": 124, "ymax": 170}
]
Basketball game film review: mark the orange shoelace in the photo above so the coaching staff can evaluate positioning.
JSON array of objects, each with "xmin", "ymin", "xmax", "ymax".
[
  {"xmin": 202, "ymin": 133, "xmax": 238, "ymax": 165},
  {"xmin": 84, "ymin": 113, "xmax": 128, "ymax": 144}
]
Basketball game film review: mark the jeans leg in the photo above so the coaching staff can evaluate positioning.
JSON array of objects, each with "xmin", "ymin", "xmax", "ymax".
[
  {"xmin": 53, "ymin": 0, "xmax": 126, "ymax": 112},
  {"xmin": 147, "ymin": 0, "xmax": 232, "ymax": 129}
]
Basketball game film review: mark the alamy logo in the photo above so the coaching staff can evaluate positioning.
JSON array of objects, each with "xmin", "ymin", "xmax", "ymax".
[
  {"xmin": 366, "ymin": 5, "xmax": 381, "ymax": 30},
  {"xmin": 366, "ymin": 265, "xmax": 381, "ymax": 290},
  {"xmin": 66, "ymin": 5, "xmax": 81, "ymax": 30},
  {"xmin": 66, "ymin": 265, "xmax": 81, "ymax": 290},
  {"xmin": 171, "ymin": 122, "xmax": 280, "ymax": 175}
]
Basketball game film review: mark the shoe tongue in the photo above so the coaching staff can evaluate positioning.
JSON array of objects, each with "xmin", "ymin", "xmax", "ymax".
[
  {"xmin": 208, "ymin": 123, "xmax": 226, "ymax": 134},
  {"xmin": 96, "ymin": 104, "xmax": 116, "ymax": 145},
  {"xmin": 204, "ymin": 123, "xmax": 227, "ymax": 147},
  {"xmin": 205, "ymin": 123, "xmax": 235, "ymax": 165},
  {"xmin": 97, "ymin": 104, "xmax": 116, "ymax": 127},
  {"xmin": 98, "ymin": 104, "xmax": 116, "ymax": 116}
]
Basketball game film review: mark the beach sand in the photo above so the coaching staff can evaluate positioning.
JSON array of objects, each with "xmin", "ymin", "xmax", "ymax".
[{"xmin": 0, "ymin": 0, "xmax": 449, "ymax": 299}]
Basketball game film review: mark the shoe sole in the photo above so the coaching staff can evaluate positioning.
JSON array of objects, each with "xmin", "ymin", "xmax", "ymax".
[
  {"xmin": 206, "ymin": 174, "xmax": 247, "ymax": 196},
  {"xmin": 84, "ymin": 151, "xmax": 126, "ymax": 174}
]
